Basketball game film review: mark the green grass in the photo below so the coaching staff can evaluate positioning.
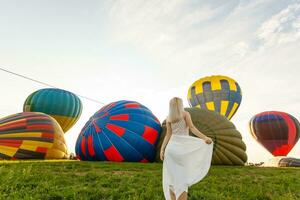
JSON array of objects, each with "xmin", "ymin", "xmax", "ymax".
[{"xmin": 0, "ymin": 160, "xmax": 299, "ymax": 200}]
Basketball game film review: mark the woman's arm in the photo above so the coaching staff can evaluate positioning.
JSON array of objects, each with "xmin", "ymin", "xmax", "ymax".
[
  {"xmin": 184, "ymin": 111, "xmax": 213, "ymax": 143},
  {"xmin": 160, "ymin": 121, "xmax": 172, "ymax": 160}
]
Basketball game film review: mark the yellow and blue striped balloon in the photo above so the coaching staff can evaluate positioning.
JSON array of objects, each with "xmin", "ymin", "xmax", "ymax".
[
  {"xmin": 23, "ymin": 88, "xmax": 82, "ymax": 133},
  {"xmin": 187, "ymin": 75, "xmax": 242, "ymax": 120}
]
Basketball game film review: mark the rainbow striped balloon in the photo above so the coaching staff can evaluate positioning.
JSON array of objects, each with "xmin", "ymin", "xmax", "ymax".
[
  {"xmin": 0, "ymin": 112, "xmax": 67, "ymax": 159},
  {"xmin": 24, "ymin": 88, "xmax": 82, "ymax": 133},
  {"xmin": 75, "ymin": 100, "xmax": 161, "ymax": 162}
]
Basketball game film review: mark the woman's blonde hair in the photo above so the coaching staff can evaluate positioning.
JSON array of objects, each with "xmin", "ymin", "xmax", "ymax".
[{"xmin": 168, "ymin": 97, "xmax": 184, "ymax": 123}]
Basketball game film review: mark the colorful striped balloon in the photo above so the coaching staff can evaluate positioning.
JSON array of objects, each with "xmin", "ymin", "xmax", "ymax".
[
  {"xmin": 75, "ymin": 100, "xmax": 161, "ymax": 162},
  {"xmin": 0, "ymin": 112, "xmax": 67, "ymax": 159},
  {"xmin": 24, "ymin": 88, "xmax": 82, "ymax": 132},
  {"xmin": 249, "ymin": 111, "xmax": 300, "ymax": 156},
  {"xmin": 187, "ymin": 75, "xmax": 242, "ymax": 120}
]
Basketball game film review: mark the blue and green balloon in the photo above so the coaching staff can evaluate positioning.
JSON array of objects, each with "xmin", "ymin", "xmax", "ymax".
[{"xmin": 23, "ymin": 88, "xmax": 82, "ymax": 132}]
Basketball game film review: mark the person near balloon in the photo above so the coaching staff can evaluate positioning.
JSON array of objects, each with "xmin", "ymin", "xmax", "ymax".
[{"xmin": 160, "ymin": 97, "xmax": 214, "ymax": 200}]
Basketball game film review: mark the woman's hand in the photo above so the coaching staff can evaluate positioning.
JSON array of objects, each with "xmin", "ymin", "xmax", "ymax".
[
  {"xmin": 204, "ymin": 137, "xmax": 213, "ymax": 144},
  {"xmin": 160, "ymin": 150, "xmax": 165, "ymax": 161}
]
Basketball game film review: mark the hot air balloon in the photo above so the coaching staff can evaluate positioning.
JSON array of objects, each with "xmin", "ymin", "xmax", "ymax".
[
  {"xmin": 156, "ymin": 108, "xmax": 247, "ymax": 165},
  {"xmin": 262, "ymin": 156, "xmax": 300, "ymax": 167},
  {"xmin": 75, "ymin": 100, "xmax": 161, "ymax": 162},
  {"xmin": 249, "ymin": 111, "xmax": 300, "ymax": 156},
  {"xmin": 187, "ymin": 75, "xmax": 242, "ymax": 120},
  {"xmin": 24, "ymin": 88, "xmax": 82, "ymax": 132},
  {"xmin": 278, "ymin": 157, "xmax": 300, "ymax": 167},
  {"xmin": 0, "ymin": 112, "xmax": 68, "ymax": 159}
]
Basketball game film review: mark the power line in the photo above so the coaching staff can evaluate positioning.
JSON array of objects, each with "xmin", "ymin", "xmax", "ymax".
[{"xmin": 0, "ymin": 67, "xmax": 106, "ymax": 105}]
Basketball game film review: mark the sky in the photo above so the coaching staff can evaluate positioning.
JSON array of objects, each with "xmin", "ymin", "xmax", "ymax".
[{"xmin": 0, "ymin": 0, "xmax": 299, "ymax": 163}]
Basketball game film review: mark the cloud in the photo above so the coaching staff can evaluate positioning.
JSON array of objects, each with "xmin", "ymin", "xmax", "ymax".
[
  {"xmin": 105, "ymin": 0, "xmax": 227, "ymax": 58},
  {"xmin": 256, "ymin": 2, "xmax": 300, "ymax": 47}
]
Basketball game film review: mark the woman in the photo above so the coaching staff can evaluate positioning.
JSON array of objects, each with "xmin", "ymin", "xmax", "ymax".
[{"xmin": 160, "ymin": 97, "xmax": 214, "ymax": 200}]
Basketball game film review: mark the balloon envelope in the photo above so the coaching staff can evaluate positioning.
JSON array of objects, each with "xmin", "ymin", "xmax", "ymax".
[
  {"xmin": 187, "ymin": 75, "xmax": 242, "ymax": 120},
  {"xmin": 156, "ymin": 108, "xmax": 247, "ymax": 165},
  {"xmin": 24, "ymin": 88, "xmax": 82, "ymax": 132},
  {"xmin": 0, "ymin": 112, "xmax": 68, "ymax": 159},
  {"xmin": 76, "ymin": 100, "xmax": 161, "ymax": 162},
  {"xmin": 249, "ymin": 111, "xmax": 300, "ymax": 156},
  {"xmin": 262, "ymin": 156, "xmax": 300, "ymax": 167},
  {"xmin": 278, "ymin": 157, "xmax": 300, "ymax": 167}
]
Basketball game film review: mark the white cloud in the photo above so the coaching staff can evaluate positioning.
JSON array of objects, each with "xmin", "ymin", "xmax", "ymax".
[
  {"xmin": 257, "ymin": 2, "xmax": 300, "ymax": 47},
  {"xmin": 105, "ymin": 0, "xmax": 222, "ymax": 57}
]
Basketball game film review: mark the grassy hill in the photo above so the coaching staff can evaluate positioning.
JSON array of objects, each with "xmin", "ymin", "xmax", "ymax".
[{"xmin": 0, "ymin": 160, "xmax": 299, "ymax": 200}]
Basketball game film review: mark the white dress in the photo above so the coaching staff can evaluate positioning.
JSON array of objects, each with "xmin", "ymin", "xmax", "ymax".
[{"xmin": 162, "ymin": 118, "xmax": 214, "ymax": 200}]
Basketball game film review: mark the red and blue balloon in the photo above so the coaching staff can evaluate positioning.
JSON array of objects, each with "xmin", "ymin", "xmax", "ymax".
[
  {"xmin": 75, "ymin": 100, "xmax": 161, "ymax": 162},
  {"xmin": 249, "ymin": 111, "xmax": 300, "ymax": 156}
]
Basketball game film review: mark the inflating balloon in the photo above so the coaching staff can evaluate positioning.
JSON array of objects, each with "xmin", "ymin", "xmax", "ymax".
[
  {"xmin": 24, "ymin": 88, "xmax": 82, "ymax": 132},
  {"xmin": 278, "ymin": 157, "xmax": 300, "ymax": 167},
  {"xmin": 0, "ymin": 112, "xmax": 68, "ymax": 159},
  {"xmin": 156, "ymin": 108, "xmax": 247, "ymax": 165},
  {"xmin": 249, "ymin": 111, "xmax": 300, "ymax": 156},
  {"xmin": 76, "ymin": 100, "xmax": 161, "ymax": 162},
  {"xmin": 187, "ymin": 75, "xmax": 242, "ymax": 120},
  {"xmin": 262, "ymin": 156, "xmax": 300, "ymax": 167}
]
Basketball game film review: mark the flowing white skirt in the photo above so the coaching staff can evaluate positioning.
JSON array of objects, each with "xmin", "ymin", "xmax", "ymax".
[{"xmin": 162, "ymin": 134, "xmax": 214, "ymax": 200}]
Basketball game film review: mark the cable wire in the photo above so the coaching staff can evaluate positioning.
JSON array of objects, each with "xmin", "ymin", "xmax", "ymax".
[{"xmin": 0, "ymin": 67, "xmax": 105, "ymax": 105}]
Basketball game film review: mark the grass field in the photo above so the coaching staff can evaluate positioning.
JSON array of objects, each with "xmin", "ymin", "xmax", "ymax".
[{"xmin": 0, "ymin": 160, "xmax": 299, "ymax": 200}]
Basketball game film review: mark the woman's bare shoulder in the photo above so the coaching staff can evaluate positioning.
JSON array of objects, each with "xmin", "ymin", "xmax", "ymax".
[
  {"xmin": 183, "ymin": 111, "xmax": 190, "ymax": 117},
  {"xmin": 166, "ymin": 116, "xmax": 171, "ymax": 124},
  {"xmin": 166, "ymin": 116, "xmax": 169, "ymax": 122},
  {"xmin": 183, "ymin": 111, "xmax": 192, "ymax": 127}
]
